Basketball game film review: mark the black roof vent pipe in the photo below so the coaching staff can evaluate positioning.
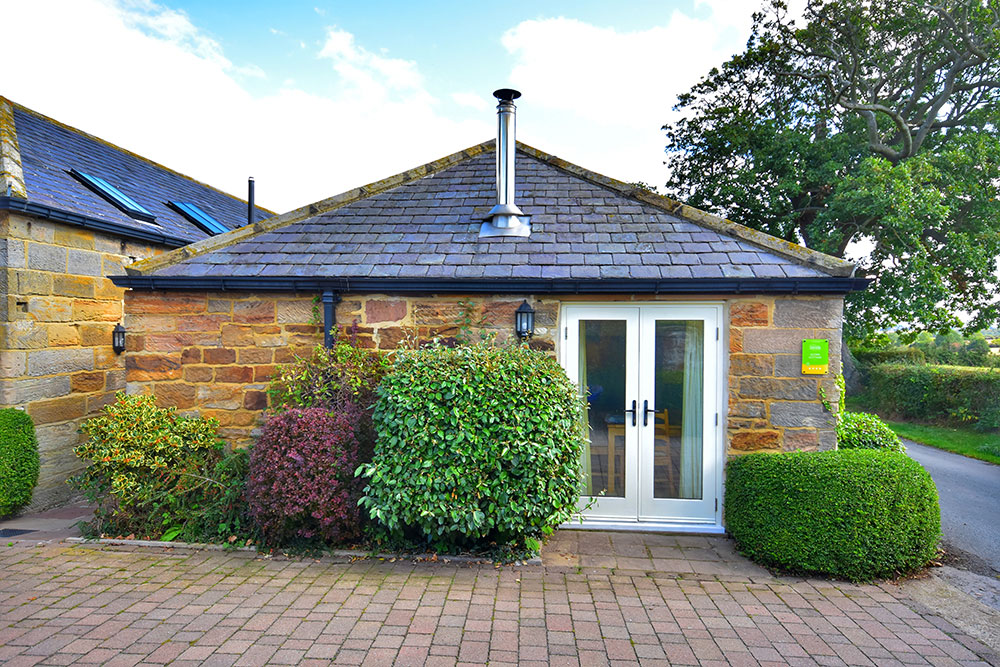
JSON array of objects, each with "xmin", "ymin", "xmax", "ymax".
[
  {"xmin": 247, "ymin": 177, "xmax": 255, "ymax": 226},
  {"xmin": 480, "ymin": 89, "xmax": 530, "ymax": 238}
]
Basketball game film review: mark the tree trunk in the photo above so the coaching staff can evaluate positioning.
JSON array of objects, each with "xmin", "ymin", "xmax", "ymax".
[{"xmin": 842, "ymin": 344, "xmax": 864, "ymax": 396}]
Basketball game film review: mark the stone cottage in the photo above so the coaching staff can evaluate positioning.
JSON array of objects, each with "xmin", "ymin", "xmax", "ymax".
[
  {"xmin": 0, "ymin": 96, "xmax": 271, "ymax": 509},
  {"xmin": 115, "ymin": 90, "xmax": 867, "ymax": 532}
]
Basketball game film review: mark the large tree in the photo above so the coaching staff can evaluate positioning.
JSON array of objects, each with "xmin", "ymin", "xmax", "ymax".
[{"xmin": 663, "ymin": 0, "xmax": 1000, "ymax": 341}]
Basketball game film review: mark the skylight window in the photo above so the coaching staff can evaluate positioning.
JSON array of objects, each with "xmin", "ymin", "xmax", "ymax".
[
  {"xmin": 69, "ymin": 169, "xmax": 156, "ymax": 222},
  {"xmin": 167, "ymin": 201, "xmax": 229, "ymax": 235}
]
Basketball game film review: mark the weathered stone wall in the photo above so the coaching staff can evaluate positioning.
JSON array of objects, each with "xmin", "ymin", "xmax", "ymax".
[
  {"xmin": 726, "ymin": 296, "xmax": 842, "ymax": 455},
  {"xmin": 0, "ymin": 211, "xmax": 166, "ymax": 509},
  {"xmin": 123, "ymin": 291, "xmax": 842, "ymax": 459},
  {"xmin": 336, "ymin": 295, "xmax": 559, "ymax": 352},
  {"xmin": 124, "ymin": 291, "xmax": 320, "ymax": 447},
  {"xmin": 123, "ymin": 292, "xmax": 561, "ymax": 446}
]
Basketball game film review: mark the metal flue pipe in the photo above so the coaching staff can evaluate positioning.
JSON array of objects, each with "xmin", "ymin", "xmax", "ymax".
[{"xmin": 480, "ymin": 89, "xmax": 530, "ymax": 238}]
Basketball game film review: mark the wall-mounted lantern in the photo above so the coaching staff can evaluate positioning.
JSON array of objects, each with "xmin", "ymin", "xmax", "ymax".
[
  {"xmin": 515, "ymin": 300, "xmax": 535, "ymax": 340},
  {"xmin": 112, "ymin": 323, "xmax": 126, "ymax": 354}
]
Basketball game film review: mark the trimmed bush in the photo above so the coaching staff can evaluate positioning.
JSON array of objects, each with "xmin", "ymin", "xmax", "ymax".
[
  {"xmin": 852, "ymin": 347, "xmax": 925, "ymax": 366},
  {"xmin": 837, "ymin": 411, "xmax": 905, "ymax": 452},
  {"xmin": 726, "ymin": 450, "xmax": 940, "ymax": 581},
  {"xmin": 247, "ymin": 407, "xmax": 363, "ymax": 546},
  {"xmin": 73, "ymin": 393, "xmax": 246, "ymax": 542},
  {"xmin": 869, "ymin": 364, "xmax": 1000, "ymax": 431},
  {"xmin": 0, "ymin": 409, "xmax": 40, "ymax": 516},
  {"xmin": 359, "ymin": 343, "xmax": 586, "ymax": 553}
]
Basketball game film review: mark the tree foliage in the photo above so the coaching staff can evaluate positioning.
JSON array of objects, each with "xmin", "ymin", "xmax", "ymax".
[{"xmin": 664, "ymin": 0, "xmax": 1000, "ymax": 339}]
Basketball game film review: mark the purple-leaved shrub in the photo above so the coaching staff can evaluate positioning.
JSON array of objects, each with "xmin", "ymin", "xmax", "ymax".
[{"xmin": 246, "ymin": 406, "xmax": 362, "ymax": 545}]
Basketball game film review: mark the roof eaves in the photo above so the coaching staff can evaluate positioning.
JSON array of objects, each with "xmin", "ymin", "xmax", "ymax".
[
  {"xmin": 113, "ymin": 274, "xmax": 872, "ymax": 295},
  {"xmin": 5, "ymin": 96, "xmax": 278, "ymax": 215},
  {"xmin": 514, "ymin": 142, "xmax": 857, "ymax": 278},
  {"xmin": 0, "ymin": 196, "xmax": 193, "ymax": 248},
  {"xmin": 129, "ymin": 139, "xmax": 497, "ymax": 276},
  {"xmin": 0, "ymin": 97, "xmax": 27, "ymax": 199}
]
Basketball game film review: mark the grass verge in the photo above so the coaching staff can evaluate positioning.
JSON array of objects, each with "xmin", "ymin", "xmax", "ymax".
[{"xmin": 846, "ymin": 397, "xmax": 1000, "ymax": 465}]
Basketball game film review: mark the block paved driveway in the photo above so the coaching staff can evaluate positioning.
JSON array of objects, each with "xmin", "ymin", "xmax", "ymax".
[{"xmin": 1, "ymin": 532, "xmax": 996, "ymax": 666}]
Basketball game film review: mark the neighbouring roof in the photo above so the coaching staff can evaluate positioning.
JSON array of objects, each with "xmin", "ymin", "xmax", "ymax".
[
  {"xmin": 118, "ymin": 140, "xmax": 863, "ymax": 294},
  {"xmin": 0, "ymin": 96, "xmax": 273, "ymax": 247}
]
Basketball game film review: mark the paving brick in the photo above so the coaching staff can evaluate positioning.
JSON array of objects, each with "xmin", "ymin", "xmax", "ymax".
[{"xmin": 0, "ymin": 540, "xmax": 994, "ymax": 667}]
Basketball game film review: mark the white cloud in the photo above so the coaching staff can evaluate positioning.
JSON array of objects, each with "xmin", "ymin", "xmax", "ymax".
[
  {"xmin": 451, "ymin": 92, "xmax": 492, "ymax": 111},
  {"xmin": 118, "ymin": 0, "xmax": 229, "ymax": 67},
  {"xmin": 0, "ymin": 0, "xmax": 488, "ymax": 212},
  {"xmin": 318, "ymin": 28, "xmax": 425, "ymax": 98},
  {"xmin": 0, "ymin": 0, "xmax": 759, "ymax": 213},
  {"xmin": 501, "ymin": 3, "xmax": 754, "ymax": 188},
  {"xmin": 233, "ymin": 63, "xmax": 267, "ymax": 79}
]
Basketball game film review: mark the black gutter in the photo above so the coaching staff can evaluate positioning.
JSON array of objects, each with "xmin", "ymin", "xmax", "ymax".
[
  {"xmin": 0, "ymin": 197, "xmax": 194, "ymax": 248},
  {"xmin": 112, "ymin": 275, "xmax": 871, "ymax": 295}
]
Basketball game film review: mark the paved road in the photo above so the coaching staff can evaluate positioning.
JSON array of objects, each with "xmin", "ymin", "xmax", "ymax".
[{"xmin": 905, "ymin": 440, "xmax": 1000, "ymax": 573}]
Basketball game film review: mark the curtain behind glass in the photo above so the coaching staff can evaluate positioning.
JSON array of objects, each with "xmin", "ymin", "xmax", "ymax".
[
  {"xmin": 578, "ymin": 322, "xmax": 593, "ymax": 496},
  {"xmin": 679, "ymin": 322, "xmax": 703, "ymax": 499}
]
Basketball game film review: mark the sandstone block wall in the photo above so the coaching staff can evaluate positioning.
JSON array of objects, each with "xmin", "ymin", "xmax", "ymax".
[
  {"xmin": 124, "ymin": 292, "xmax": 320, "ymax": 447},
  {"xmin": 0, "ymin": 212, "xmax": 165, "ymax": 509},
  {"xmin": 123, "ymin": 291, "xmax": 842, "ymax": 460},
  {"xmin": 336, "ymin": 295, "xmax": 559, "ymax": 352},
  {"xmin": 123, "ymin": 292, "xmax": 561, "ymax": 446},
  {"xmin": 726, "ymin": 295, "xmax": 843, "ymax": 455}
]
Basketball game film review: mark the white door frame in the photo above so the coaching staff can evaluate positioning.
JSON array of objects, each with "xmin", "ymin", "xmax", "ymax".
[{"xmin": 560, "ymin": 302, "xmax": 725, "ymax": 533}]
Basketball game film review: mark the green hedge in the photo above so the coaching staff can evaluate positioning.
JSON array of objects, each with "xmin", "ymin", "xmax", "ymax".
[
  {"xmin": 837, "ymin": 411, "xmax": 905, "ymax": 452},
  {"xmin": 869, "ymin": 364, "xmax": 1000, "ymax": 431},
  {"xmin": 726, "ymin": 450, "xmax": 940, "ymax": 581},
  {"xmin": 0, "ymin": 409, "xmax": 40, "ymax": 516},
  {"xmin": 852, "ymin": 347, "xmax": 925, "ymax": 366},
  {"xmin": 358, "ymin": 342, "xmax": 586, "ymax": 554}
]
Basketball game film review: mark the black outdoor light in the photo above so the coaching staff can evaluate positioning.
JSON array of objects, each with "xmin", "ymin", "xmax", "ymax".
[
  {"xmin": 112, "ymin": 323, "xmax": 126, "ymax": 354},
  {"xmin": 515, "ymin": 300, "xmax": 535, "ymax": 340}
]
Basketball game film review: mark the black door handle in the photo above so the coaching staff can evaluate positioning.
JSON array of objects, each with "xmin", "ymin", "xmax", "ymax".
[
  {"xmin": 624, "ymin": 399, "xmax": 637, "ymax": 427},
  {"xmin": 643, "ymin": 399, "xmax": 656, "ymax": 427}
]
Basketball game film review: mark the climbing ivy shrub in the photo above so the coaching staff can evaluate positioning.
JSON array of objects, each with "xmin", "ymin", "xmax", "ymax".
[
  {"xmin": 358, "ymin": 342, "xmax": 586, "ymax": 554},
  {"xmin": 726, "ymin": 450, "xmax": 940, "ymax": 581},
  {"xmin": 0, "ymin": 409, "xmax": 40, "ymax": 517}
]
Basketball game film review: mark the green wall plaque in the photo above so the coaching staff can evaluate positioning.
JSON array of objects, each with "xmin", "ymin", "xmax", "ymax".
[{"xmin": 802, "ymin": 339, "xmax": 829, "ymax": 375}]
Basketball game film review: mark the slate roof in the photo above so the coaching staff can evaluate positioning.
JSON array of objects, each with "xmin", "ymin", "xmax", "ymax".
[
  {"xmin": 0, "ymin": 97, "xmax": 272, "ymax": 247},
  {"xmin": 125, "ymin": 140, "xmax": 857, "ymax": 287}
]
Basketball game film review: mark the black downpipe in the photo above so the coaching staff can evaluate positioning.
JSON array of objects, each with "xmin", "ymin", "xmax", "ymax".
[
  {"xmin": 247, "ymin": 177, "xmax": 255, "ymax": 226},
  {"xmin": 322, "ymin": 290, "xmax": 339, "ymax": 348}
]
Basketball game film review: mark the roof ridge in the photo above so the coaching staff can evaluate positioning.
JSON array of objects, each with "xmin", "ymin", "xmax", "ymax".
[
  {"xmin": 2, "ymin": 95, "xmax": 277, "ymax": 216},
  {"xmin": 0, "ymin": 97, "xmax": 27, "ymax": 199},
  {"xmin": 128, "ymin": 139, "xmax": 497, "ymax": 276},
  {"xmin": 513, "ymin": 142, "xmax": 856, "ymax": 278}
]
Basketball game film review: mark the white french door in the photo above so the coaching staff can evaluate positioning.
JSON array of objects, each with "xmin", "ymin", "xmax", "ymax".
[{"xmin": 561, "ymin": 304, "xmax": 723, "ymax": 529}]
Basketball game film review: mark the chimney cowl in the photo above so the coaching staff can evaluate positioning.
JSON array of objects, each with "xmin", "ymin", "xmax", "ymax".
[{"xmin": 480, "ymin": 88, "xmax": 530, "ymax": 238}]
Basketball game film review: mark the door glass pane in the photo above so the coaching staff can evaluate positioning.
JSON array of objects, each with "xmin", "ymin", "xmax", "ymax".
[
  {"xmin": 579, "ymin": 320, "xmax": 627, "ymax": 497},
  {"xmin": 652, "ymin": 320, "xmax": 703, "ymax": 499}
]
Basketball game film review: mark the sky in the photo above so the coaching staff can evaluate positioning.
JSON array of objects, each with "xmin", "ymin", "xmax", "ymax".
[{"xmin": 1, "ymin": 0, "xmax": 758, "ymax": 213}]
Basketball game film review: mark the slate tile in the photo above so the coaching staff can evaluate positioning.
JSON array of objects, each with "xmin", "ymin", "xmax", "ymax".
[{"xmin": 142, "ymin": 147, "xmax": 836, "ymax": 283}]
